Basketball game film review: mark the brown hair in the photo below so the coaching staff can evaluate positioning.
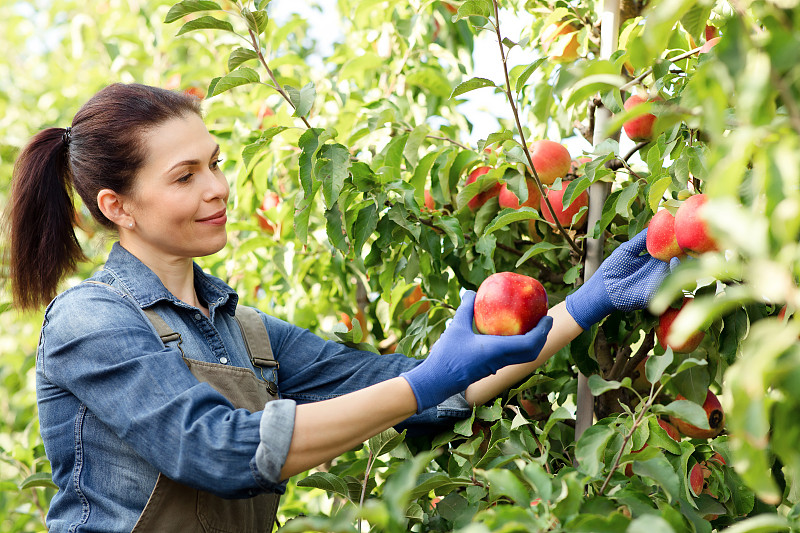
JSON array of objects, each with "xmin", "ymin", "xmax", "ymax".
[{"xmin": 5, "ymin": 83, "xmax": 203, "ymax": 311}]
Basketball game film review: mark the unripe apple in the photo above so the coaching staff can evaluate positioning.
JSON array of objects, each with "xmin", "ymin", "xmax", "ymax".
[
  {"xmin": 622, "ymin": 94, "xmax": 663, "ymax": 142},
  {"xmin": 529, "ymin": 140, "xmax": 572, "ymax": 185},
  {"xmin": 540, "ymin": 23, "xmax": 580, "ymax": 62},
  {"xmin": 540, "ymin": 186, "xmax": 589, "ymax": 228},
  {"xmin": 256, "ymin": 191, "xmax": 281, "ymax": 234},
  {"xmin": 674, "ymin": 194, "xmax": 718, "ymax": 255},
  {"xmin": 474, "ymin": 272, "xmax": 548, "ymax": 336},
  {"xmin": 498, "ymin": 179, "xmax": 541, "ymax": 210},
  {"xmin": 465, "ymin": 166, "xmax": 502, "ymax": 210},
  {"xmin": 646, "ymin": 209, "xmax": 685, "ymax": 261},
  {"xmin": 656, "ymin": 298, "xmax": 705, "ymax": 353},
  {"xmin": 670, "ymin": 390, "xmax": 725, "ymax": 439}
]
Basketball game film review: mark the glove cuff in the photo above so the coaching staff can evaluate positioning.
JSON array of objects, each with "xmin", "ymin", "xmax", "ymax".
[
  {"xmin": 401, "ymin": 364, "xmax": 454, "ymax": 414},
  {"xmin": 565, "ymin": 272, "xmax": 615, "ymax": 329}
]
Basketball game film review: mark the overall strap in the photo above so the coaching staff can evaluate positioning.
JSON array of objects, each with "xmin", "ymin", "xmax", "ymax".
[
  {"xmin": 233, "ymin": 305, "xmax": 280, "ymax": 396},
  {"xmin": 142, "ymin": 308, "xmax": 185, "ymax": 357}
]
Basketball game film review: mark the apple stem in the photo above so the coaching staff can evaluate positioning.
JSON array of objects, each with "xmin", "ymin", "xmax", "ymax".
[
  {"xmin": 489, "ymin": 0, "xmax": 582, "ymax": 258},
  {"xmin": 246, "ymin": 27, "xmax": 313, "ymax": 130}
]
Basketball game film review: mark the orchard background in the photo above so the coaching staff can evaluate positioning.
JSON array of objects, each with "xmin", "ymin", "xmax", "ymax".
[{"xmin": 2, "ymin": 0, "xmax": 800, "ymax": 531}]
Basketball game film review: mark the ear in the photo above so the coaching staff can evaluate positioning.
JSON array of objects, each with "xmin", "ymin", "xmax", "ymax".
[{"xmin": 97, "ymin": 189, "xmax": 134, "ymax": 229}]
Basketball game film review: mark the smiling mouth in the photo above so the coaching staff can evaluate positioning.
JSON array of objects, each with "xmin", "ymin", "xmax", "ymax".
[{"xmin": 197, "ymin": 209, "xmax": 227, "ymax": 222}]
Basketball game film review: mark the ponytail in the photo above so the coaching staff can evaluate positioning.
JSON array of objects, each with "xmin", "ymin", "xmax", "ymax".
[{"xmin": 6, "ymin": 127, "xmax": 85, "ymax": 311}]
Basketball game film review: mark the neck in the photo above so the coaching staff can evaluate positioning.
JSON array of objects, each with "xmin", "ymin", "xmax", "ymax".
[{"xmin": 119, "ymin": 240, "xmax": 205, "ymax": 312}]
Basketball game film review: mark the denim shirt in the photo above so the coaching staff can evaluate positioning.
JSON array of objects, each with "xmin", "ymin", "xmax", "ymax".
[{"xmin": 36, "ymin": 243, "xmax": 470, "ymax": 533}]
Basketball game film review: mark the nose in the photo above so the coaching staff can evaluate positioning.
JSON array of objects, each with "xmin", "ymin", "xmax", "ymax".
[{"xmin": 203, "ymin": 169, "xmax": 230, "ymax": 203}]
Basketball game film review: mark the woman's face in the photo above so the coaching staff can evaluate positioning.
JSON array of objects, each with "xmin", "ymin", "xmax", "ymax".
[{"xmin": 121, "ymin": 113, "xmax": 230, "ymax": 262}]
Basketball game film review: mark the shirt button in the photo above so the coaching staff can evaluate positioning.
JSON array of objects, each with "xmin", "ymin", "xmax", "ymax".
[
  {"xmin": 194, "ymin": 313, "xmax": 202, "ymax": 320},
  {"xmin": 220, "ymin": 357, "xmax": 228, "ymax": 364}
]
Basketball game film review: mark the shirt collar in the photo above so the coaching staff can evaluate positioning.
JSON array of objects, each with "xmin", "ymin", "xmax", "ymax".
[{"xmin": 100, "ymin": 242, "xmax": 239, "ymax": 314}]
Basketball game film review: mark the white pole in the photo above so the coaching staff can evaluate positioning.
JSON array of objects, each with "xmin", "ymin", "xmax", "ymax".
[{"xmin": 575, "ymin": 0, "xmax": 620, "ymax": 442}]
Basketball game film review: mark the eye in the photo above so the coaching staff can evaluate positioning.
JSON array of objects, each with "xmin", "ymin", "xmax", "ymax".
[
  {"xmin": 177, "ymin": 173, "xmax": 193, "ymax": 183},
  {"xmin": 211, "ymin": 157, "xmax": 223, "ymax": 170}
]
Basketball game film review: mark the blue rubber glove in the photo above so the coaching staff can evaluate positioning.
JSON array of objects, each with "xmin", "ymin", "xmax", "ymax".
[
  {"xmin": 401, "ymin": 290, "xmax": 553, "ymax": 413},
  {"xmin": 565, "ymin": 229, "xmax": 670, "ymax": 330}
]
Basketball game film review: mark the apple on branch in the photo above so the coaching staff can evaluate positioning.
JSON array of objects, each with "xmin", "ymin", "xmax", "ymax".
[
  {"xmin": 473, "ymin": 272, "xmax": 548, "ymax": 336},
  {"xmin": 498, "ymin": 178, "xmax": 541, "ymax": 210},
  {"xmin": 646, "ymin": 209, "xmax": 685, "ymax": 262},
  {"xmin": 540, "ymin": 22, "xmax": 580, "ymax": 63},
  {"xmin": 622, "ymin": 93, "xmax": 663, "ymax": 142},
  {"xmin": 423, "ymin": 188, "xmax": 436, "ymax": 211},
  {"xmin": 256, "ymin": 191, "xmax": 282, "ymax": 235},
  {"xmin": 465, "ymin": 166, "xmax": 502, "ymax": 210},
  {"xmin": 540, "ymin": 186, "xmax": 589, "ymax": 229},
  {"xmin": 674, "ymin": 193, "xmax": 719, "ymax": 255},
  {"xmin": 528, "ymin": 140, "xmax": 572, "ymax": 185},
  {"xmin": 656, "ymin": 298, "xmax": 706, "ymax": 353},
  {"xmin": 670, "ymin": 390, "xmax": 725, "ymax": 439}
]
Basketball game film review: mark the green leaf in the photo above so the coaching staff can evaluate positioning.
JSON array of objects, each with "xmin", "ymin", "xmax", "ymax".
[
  {"xmin": 516, "ymin": 241, "xmax": 564, "ymax": 268},
  {"xmin": 176, "ymin": 15, "xmax": 234, "ymax": 36},
  {"xmin": 575, "ymin": 424, "xmax": 615, "ymax": 477},
  {"xmin": 681, "ymin": 4, "xmax": 712, "ymax": 42},
  {"xmin": 317, "ymin": 143, "xmax": 351, "ymax": 209},
  {"xmin": 450, "ymin": 77, "xmax": 496, "ymax": 99},
  {"xmin": 627, "ymin": 513, "xmax": 677, "ymax": 533},
  {"xmin": 285, "ymin": 82, "xmax": 315, "ymax": 117},
  {"xmin": 566, "ymin": 74, "xmax": 628, "ymax": 108},
  {"xmin": 454, "ymin": 0, "xmax": 492, "ymax": 20},
  {"xmin": 479, "ymin": 468, "xmax": 530, "ymax": 505},
  {"xmin": 241, "ymin": 126, "xmax": 288, "ymax": 168},
  {"xmin": 648, "ymin": 176, "xmax": 672, "ymax": 212},
  {"xmin": 483, "ymin": 207, "xmax": 540, "ymax": 235},
  {"xmin": 587, "ymin": 374, "xmax": 623, "ymax": 395},
  {"xmin": 242, "ymin": 7, "xmax": 268, "ymax": 35},
  {"xmin": 368, "ymin": 428, "xmax": 405, "ymax": 458},
  {"xmin": 353, "ymin": 203, "xmax": 377, "ymax": 252},
  {"xmin": 164, "ymin": 0, "xmax": 221, "ymax": 23},
  {"xmin": 227, "ymin": 47, "xmax": 259, "ymax": 71},
  {"xmin": 654, "ymin": 400, "xmax": 710, "ymax": 430},
  {"xmin": 632, "ymin": 455, "xmax": 680, "ymax": 502},
  {"xmin": 645, "ymin": 350, "xmax": 673, "ymax": 386},
  {"xmin": 436, "ymin": 216, "xmax": 465, "ymax": 249},
  {"xmin": 296, "ymin": 471, "xmax": 351, "ymax": 500},
  {"xmin": 18, "ymin": 472, "xmax": 57, "ymax": 490},
  {"xmin": 715, "ymin": 514, "xmax": 791, "ymax": 533},
  {"xmin": 209, "ymin": 67, "xmax": 260, "ymax": 97},
  {"xmin": 406, "ymin": 67, "xmax": 452, "ymax": 100},
  {"xmin": 514, "ymin": 58, "xmax": 547, "ymax": 94},
  {"xmin": 325, "ymin": 203, "xmax": 349, "ymax": 254}
]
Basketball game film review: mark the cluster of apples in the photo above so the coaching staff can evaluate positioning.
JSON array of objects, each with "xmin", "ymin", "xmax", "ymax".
[{"xmin": 433, "ymin": 139, "xmax": 589, "ymax": 231}]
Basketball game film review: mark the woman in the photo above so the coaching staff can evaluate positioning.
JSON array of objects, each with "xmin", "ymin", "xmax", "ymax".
[{"xmin": 6, "ymin": 83, "xmax": 668, "ymax": 532}]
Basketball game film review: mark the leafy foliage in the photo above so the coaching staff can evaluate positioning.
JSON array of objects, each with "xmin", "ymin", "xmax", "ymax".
[{"xmin": 4, "ymin": 0, "xmax": 800, "ymax": 531}]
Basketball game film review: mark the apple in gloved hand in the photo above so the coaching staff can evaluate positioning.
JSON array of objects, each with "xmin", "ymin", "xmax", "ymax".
[{"xmin": 474, "ymin": 272, "xmax": 548, "ymax": 336}]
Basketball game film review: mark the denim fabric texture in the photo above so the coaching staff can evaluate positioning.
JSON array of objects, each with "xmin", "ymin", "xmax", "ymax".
[{"xmin": 37, "ymin": 243, "xmax": 470, "ymax": 533}]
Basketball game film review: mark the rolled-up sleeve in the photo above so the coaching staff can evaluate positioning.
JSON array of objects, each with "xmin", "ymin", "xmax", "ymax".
[{"xmin": 252, "ymin": 399, "xmax": 296, "ymax": 492}]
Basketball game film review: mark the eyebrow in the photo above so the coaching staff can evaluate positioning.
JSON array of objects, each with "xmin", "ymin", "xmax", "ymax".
[{"xmin": 166, "ymin": 144, "xmax": 221, "ymax": 174}]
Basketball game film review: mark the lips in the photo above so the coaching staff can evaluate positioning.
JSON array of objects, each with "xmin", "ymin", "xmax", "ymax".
[{"xmin": 197, "ymin": 208, "xmax": 227, "ymax": 223}]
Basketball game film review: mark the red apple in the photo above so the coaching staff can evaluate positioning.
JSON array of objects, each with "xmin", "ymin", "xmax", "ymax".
[
  {"xmin": 674, "ymin": 194, "xmax": 718, "ymax": 255},
  {"xmin": 622, "ymin": 94, "xmax": 663, "ymax": 142},
  {"xmin": 183, "ymin": 86, "xmax": 205, "ymax": 100},
  {"xmin": 528, "ymin": 140, "xmax": 571, "ymax": 185},
  {"xmin": 658, "ymin": 419, "xmax": 681, "ymax": 441},
  {"xmin": 689, "ymin": 463, "xmax": 706, "ymax": 496},
  {"xmin": 474, "ymin": 272, "xmax": 548, "ymax": 336},
  {"xmin": 498, "ymin": 179, "xmax": 541, "ymax": 210},
  {"xmin": 423, "ymin": 188, "xmax": 436, "ymax": 211},
  {"xmin": 670, "ymin": 390, "xmax": 725, "ymax": 439},
  {"xmin": 442, "ymin": 1, "xmax": 458, "ymax": 14},
  {"xmin": 646, "ymin": 209, "xmax": 685, "ymax": 261},
  {"xmin": 705, "ymin": 25, "xmax": 717, "ymax": 42},
  {"xmin": 656, "ymin": 299, "xmax": 706, "ymax": 353},
  {"xmin": 570, "ymin": 156, "xmax": 592, "ymax": 176},
  {"xmin": 340, "ymin": 310, "xmax": 367, "ymax": 333},
  {"xmin": 700, "ymin": 36, "xmax": 720, "ymax": 54},
  {"xmin": 540, "ymin": 186, "xmax": 589, "ymax": 228},
  {"xmin": 402, "ymin": 285, "xmax": 430, "ymax": 316},
  {"xmin": 540, "ymin": 23, "xmax": 580, "ymax": 62},
  {"xmin": 256, "ymin": 191, "xmax": 281, "ymax": 234},
  {"xmin": 465, "ymin": 166, "xmax": 502, "ymax": 210}
]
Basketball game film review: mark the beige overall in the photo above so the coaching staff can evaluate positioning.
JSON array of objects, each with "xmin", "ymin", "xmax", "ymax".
[{"xmin": 130, "ymin": 305, "xmax": 281, "ymax": 533}]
